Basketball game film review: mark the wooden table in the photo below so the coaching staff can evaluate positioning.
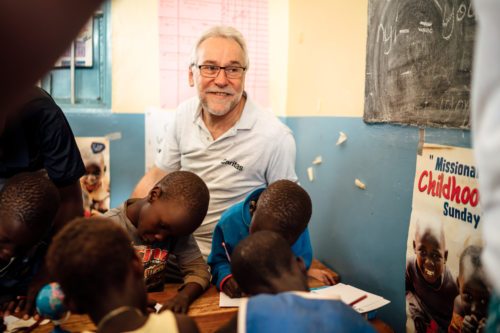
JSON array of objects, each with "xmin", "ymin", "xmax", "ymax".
[{"xmin": 33, "ymin": 260, "xmax": 392, "ymax": 333}]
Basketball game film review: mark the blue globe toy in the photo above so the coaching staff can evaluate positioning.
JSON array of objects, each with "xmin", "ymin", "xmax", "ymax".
[
  {"xmin": 36, "ymin": 283, "xmax": 66, "ymax": 320},
  {"xmin": 36, "ymin": 283, "xmax": 70, "ymax": 333}
]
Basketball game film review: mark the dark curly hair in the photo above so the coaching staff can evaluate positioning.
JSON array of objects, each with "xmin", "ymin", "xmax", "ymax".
[
  {"xmin": 155, "ymin": 171, "xmax": 209, "ymax": 228},
  {"xmin": 252, "ymin": 180, "xmax": 312, "ymax": 244},
  {"xmin": 232, "ymin": 231, "xmax": 295, "ymax": 295},
  {"xmin": 46, "ymin": 217, "xmax": 138, "ymax": 312},
  {"xmin": 0, "ymin": 171, "xmax": 60, "ymax": 230}
]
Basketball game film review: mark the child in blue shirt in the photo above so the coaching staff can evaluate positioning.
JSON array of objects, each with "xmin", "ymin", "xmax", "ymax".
[
  {"xmin": 215, "ymin": 231, "xmax": 375, "ymax": 333},
  {"xmin": 208, "ymin": 180, "xmax": 335, "ymax": 298}
]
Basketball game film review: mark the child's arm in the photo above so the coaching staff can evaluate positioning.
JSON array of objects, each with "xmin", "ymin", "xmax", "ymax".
[
  {"xmin": 207, "ymin": 224, "xmax": 234, "ymax": 291},
  {"xmin": 162, "ymin": 235, "xmax": 210, "ymax": 313}
]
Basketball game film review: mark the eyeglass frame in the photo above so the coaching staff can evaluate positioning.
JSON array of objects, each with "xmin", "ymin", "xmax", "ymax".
[{"xmin": 194, "ymin": 64, "xmax": 247, "ymax": 79}]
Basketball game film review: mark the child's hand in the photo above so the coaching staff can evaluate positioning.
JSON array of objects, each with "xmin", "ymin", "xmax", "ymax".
[
  {"xmin": 1, "ymin": 295, "xmax": 37, "ymax": 319},
  {"xmin": 160, "ymin": 294, "xmax": 190, "ymax": 314},
  {"xmin": 307, "ymin": 268, "xmax": 338, "ymax": 286},
  {"xmin": 462, "ymin": 314, "xmax": 480, "ymax": 333},
  {"xmin": 222, "ymin": 278, "xmax": 242, "ymax": 298},
  {"xmin": 413, "ymin": 317, "xmax": 427, "ymax": 333}
]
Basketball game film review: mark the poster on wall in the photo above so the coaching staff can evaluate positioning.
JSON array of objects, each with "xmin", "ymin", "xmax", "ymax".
[
  {"xmin": 405, "ymin": 144, "xmax": 491, "ymax": 332},
  {"xmin": 158, "ymin": 0, "xmax": 270, "ymax": 110},
  {"xmin": 76, "ymin": 137, "xmax": 110, "ymax": 216},
  {"xmin": 144, "ymin": 107, "xmax": 175, "ymax": 173}
]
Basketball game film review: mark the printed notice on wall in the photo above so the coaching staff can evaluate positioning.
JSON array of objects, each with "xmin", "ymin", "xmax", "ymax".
[
  {"xmin": 405, "ymin": 144, "xmax": 491, "ymax": 332},
  {"xmin": 76, "ymin": 137, "xmax": 110, "ymax": 216},
  {"xmin": 158, "ymin": 0, "xmax": 269, "ymax": 109}
]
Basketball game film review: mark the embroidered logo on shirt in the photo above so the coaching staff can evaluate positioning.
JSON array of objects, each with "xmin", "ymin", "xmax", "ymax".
[{"xmin": 221, "ymin": 159, "xmax": 244, "ymax": 171}]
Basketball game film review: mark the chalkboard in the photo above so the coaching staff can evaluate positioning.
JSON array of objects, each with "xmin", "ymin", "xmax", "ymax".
[{"xmin": 364, "ymin": 0, "xmax": 475, "ymax": 129}]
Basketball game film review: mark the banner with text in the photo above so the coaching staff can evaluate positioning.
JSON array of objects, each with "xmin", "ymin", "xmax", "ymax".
[{"xmin": 405, "ymin": 144, "xmax": 490, "ymax": 332}]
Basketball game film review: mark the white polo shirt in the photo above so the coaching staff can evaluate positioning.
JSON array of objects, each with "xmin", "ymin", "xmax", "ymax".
[{"xmin": 155, "ymin": 95, "xmax": 298, "ymax": 257}]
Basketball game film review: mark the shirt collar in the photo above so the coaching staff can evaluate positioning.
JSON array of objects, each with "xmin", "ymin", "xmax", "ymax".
[{"xmin": 193, "ymin": 91, "xmax": 257, "ymax": 131}]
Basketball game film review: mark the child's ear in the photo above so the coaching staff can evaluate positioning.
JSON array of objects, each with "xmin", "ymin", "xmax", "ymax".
[
  {"xmin": 295, "ymin": 256, "xmax": 307, "ymax": 276},
  {"xmin": 413, "ymin": 240, "xmax": 416, "ymax": 252},
  {"xmin": 444, "ymin": 250, "xmax": 448, "ymax": 263},
  {"xmin": 131, "ymin": 253, "xmax": 144, "ymax": 278},
  {"xmin": 148, "ymin": 187, "xmax": 161, "ymax": 203}
]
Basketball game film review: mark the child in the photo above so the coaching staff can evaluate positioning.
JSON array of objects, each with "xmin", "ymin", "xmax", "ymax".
[
  {"xmin": 449, "ymin": 245, "xmax": 491, "ymax": 333},
  {"xmin": 105, "ymin": 171, "xmax": 211, "ymax": 313},
  {"xmin": 406, "ymin": 218, "xmax": 458, "ymax": 332},
  {"xmin": 47, "ymin": 217, "xmax": 199, "ymax": 333},
  {"xmin": 216, "ymin": 231, "xmax": 376, "ymax": 333},
  {"xmin": 80, "ymin": 148, "xmax": 109, "ymax": 215},
  {"xmin": 208, "ymin": 180, "xmax": 335, "ymax": 298},
  {"xmin": 0, "ymin": 172, "xmax": 60, "ymax": 319}
]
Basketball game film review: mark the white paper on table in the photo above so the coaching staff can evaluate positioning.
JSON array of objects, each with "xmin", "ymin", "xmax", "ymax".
[
  {"xmin": 219, "ymin": 292, "xmax": 246, "ymax": 308},
  {"xmin": 310, "ymin": 283, "xmax": 390, "ymax": 314},
  {"xmin": 4, "ymin": 316, "xmax": 50, "ymax": 332}
]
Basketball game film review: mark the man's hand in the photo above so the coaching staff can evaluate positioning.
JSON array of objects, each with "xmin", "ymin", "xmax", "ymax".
[
  {"xmin": 222, "ymin": 277, "xmax": 242, "ymax": 298},
  {"xmin": 160, "ymin": 294, "xmax": 190, "ymax": 314},
  {"xmin": 307, "ymin": 268, "xmax": 338, "ymax": 286}
]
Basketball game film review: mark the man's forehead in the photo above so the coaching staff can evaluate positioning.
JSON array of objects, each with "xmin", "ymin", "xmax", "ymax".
[{"xmin": 197, "ymin": 37, "xmax": 245, "ymax": 64}]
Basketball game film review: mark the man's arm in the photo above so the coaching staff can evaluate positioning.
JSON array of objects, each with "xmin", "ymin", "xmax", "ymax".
[{"xmin": 131, "ymin": 166, "xmax": 168, "ymax": 198}]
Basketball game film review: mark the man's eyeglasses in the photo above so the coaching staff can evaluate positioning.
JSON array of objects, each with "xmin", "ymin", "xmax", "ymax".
[{"xmin": 196, "ymin": 65, "xmax": 246, "ymax": 79}]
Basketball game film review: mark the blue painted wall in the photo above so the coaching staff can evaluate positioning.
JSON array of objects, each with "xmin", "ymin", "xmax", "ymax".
[
  {"xmin": 286, "ymin": 116, "xmax": 471, "ymax": 331},
  {"xmin": 65, "ymin": 111, "xmax": 472, "ymax": 330},
  {"xmin": 65, "ymin": 111, "xmax": 145, "ymax": 208}
]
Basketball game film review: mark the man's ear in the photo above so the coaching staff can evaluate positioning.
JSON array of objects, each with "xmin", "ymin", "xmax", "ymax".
[
  {"xmin": 188, "ymin": 66, "xmax": 195, "ymax": 87},
  {"xmin": 444, "ymin": 250, "xmax": 448, "ymax": 263},
  {"xmin": 148, "ymin": 187, "xmax": 161, "ymax": 203}
]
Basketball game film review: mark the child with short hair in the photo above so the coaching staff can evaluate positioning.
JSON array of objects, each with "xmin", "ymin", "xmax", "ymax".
[
  {"xmin": 216, "ymin": 231, "xmax": 375, "ymax": 333},
  {"xmin": 105, "ymin": 171, "xmax": 211, "ymax": 313},
  {"xmin": 448, "ymin": 245, "xmax": 491, "ymax": 333},
  {"xmin": 47, "ymin": 217, "xmax": 199, "ymax": 333},
  {"xmin": 0, "ymin": 172, "xmax": 60, "ymax": 319},
  {"xmin": 208, "ymin": 179, "xmax": 336, "ymax": 298},
  {"xmin": 406, "ymin": 219, "xmax": 458, "ymax": 332}
]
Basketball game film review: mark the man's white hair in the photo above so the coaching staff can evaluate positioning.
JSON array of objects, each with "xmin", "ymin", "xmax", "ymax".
[{"xmin": 189, "ymin": 25, "xmax": 249, "ymax": 70}]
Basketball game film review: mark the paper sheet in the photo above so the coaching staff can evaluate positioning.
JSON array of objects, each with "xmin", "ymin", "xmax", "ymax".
[
  {"xmin": 219, "ymin": 292, "xmax": 246, "ymax": 308},
  {"xmin": 310, "ymin": 283, "xmax": 390, "ymax": 313}
]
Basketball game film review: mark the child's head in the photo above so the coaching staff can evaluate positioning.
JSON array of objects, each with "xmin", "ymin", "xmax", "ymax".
[
  {"xmin": 0, "ymin": 172, "xmax": 60, "ymax": 265},
  {"xmin": 138, "ymin": 171, "xmax": 209, "ymax": 243},
  {"xmin": 81, "ymin": 159, "xmax": 105, "ymax": 193},
  {"xmin": 457, "ymin": 245, "xmax": 490, "ymax": 319},
  {"xmin": 232, "ymin": 230, "xmax": 308, "ymax": 295},
  {"xmin": 47, "ymin": 217, "xmax": 146, "ymax": 313},
  {"xmin": 249, "ymin": 180, "xmax": 312, "ymax": 245},
  {"xmin": 412, "ymin": 219, "xmax": 447, "ymax": 285}
]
